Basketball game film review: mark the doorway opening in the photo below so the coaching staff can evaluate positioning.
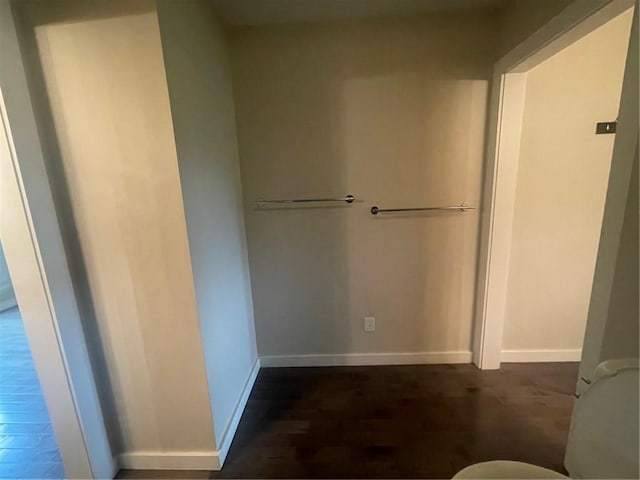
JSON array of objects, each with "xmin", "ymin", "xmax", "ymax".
[
  {"xmin": 0, "ymin": 246, "xmax": 64, "ymax": 479},
  {"xmin": 474, "ymin": 0, "xmax": 636, "ymax": 370},
  {"xmin": 0, "ymin": 22, "xmax": 114, "ymax": 472},
  {"xmin": 500, "ymin": 9, "xmax": 633, "ymax": 362}
]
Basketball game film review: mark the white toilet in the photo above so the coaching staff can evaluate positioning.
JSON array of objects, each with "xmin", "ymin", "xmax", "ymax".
[{"xmin": 453, "ymin": 359, "xmax": 639, "ymax": 479}]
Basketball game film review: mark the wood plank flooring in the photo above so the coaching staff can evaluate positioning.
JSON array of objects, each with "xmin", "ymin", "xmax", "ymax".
[
  {"xmin": 118, "ymin": 362, "xmax": 578, "ymax": 479},
  {"xmin": 0, "ymin": 307, "xmax": 64, "ymax": 479}
]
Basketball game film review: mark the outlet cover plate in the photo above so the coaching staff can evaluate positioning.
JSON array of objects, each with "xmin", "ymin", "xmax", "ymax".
[{"xmin": 364, "ymin": 317, "xmax": 375, "ymax": 332}]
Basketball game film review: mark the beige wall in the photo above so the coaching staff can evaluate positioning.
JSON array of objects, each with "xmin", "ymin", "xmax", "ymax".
[
  {"xmin": 502, "ymin": 10, "xmax": 633, "ymax": 354},
  {"xmin": 231, "ymin": 12, "xmax": 497, "ymax": 359},
  {"xmin": 15, "ymin": 0, "xmax": 216, "ymax": 456},
  {"xmin": 156, "ymin": 0, "xmax": 258, "ymax": 448}
]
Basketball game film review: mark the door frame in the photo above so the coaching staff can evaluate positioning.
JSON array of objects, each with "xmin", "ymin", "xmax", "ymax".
[
  {"xmin": 472, "ymin": 0, "xmax": 636, "ymax": 369},
  {"xmin": 0, "ymin": 2, "xmax": 115, "ymax": 478}
]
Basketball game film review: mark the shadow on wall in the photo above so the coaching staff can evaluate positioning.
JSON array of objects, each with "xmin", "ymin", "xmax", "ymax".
[
  {"xmin": 10, "ymin": 0, "xmax": 162, "ymax": 453},
  {"xmin": 231, "ymin": 11, "xmax": 493, "ymax": 359}
]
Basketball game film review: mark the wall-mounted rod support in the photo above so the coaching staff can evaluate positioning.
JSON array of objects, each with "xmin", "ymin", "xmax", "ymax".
[
  {"xmin": 370, "ymin": 203, "xmax": 475, "ymax": 215},
  {"xmin": 256, "ymin": 194, "xmax": 355, "ymax": 207}
]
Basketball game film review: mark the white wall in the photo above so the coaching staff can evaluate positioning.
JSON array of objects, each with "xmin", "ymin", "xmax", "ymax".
[
  {"xmin": 13, "ymin": 0, "xmax": 218, "ymax": 465},
  {"xmin": 501, "ymin": 10, "xmax": 633, "ymax": 360},
  {"xmin": 1, "ymin": 1, "xmax": 115, "ymax": 475},
  {"xmin": 0, "ymin": 245, "xmax": 17, "ymax": 311},
  {"xmin": 155, "ymin": 0, "xmax": 258, "ymax": 455},
  {"xmin": 230, "ymin": 12, "xmax": 497, "ymax": 363}
]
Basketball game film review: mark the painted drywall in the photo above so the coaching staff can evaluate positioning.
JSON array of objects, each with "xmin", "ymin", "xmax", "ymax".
[
  {"xmin": 2, "ymin": 2, "xmax": 116, "ymax": 475},
  {"xmin": 502, "ymin": 10, "xmax": 633, "ymax": 355},
  {"xmin": 497, "ymin": 0, "xmax": 574, "ymax": 56},
  {"xmin": 15, "ymin": 0, "xmax": 217, "ymax": 457},
  {"xmin": 599, "ymin": 147, "xmax": 638, "ymax": 361},
  {"xmin": 212, "ymin": 0, "xmax": 509, "ymax": 25},
  {"xmin": 0, "ymin": 244, "xmax": 17, "ymax": 311},
  {"xmin": 230, "ymin": 12, "xmax": 497, "ymax": 360},
  {"xmin": 577, "ymin": 5, "xmax": 638, "ymax": 394},
  {"xmin": 155, "ymin": 0, "xmax": 258, "ymax": 447}
]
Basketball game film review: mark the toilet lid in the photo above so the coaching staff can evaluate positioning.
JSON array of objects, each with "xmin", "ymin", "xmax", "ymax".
[
  {"xmin": 453, "ymin": 460, "xmax": 567, "ymax": 479},
  {"xmin": 565, "ymin": 366, "xmax": 639, "ymax": 479}
]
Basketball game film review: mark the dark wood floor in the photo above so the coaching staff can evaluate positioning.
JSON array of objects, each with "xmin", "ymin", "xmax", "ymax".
[{"xmin": 118, "ymin": 363, "xmax": 578, "ymax": 479}]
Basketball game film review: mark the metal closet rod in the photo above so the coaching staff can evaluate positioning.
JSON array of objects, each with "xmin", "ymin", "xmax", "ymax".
[
  {"xmin": 370, "ymin": 203, "xmax": 475, "ymax": 215},
  {"xmin": 255, "ymin": 194, "xmax": 355, "ymax": 207}
]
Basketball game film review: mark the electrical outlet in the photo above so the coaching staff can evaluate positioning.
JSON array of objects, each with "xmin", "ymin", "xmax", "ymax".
[{"xmin": 364, "ymin": 317, "xmax": 375, "ymax": 332}]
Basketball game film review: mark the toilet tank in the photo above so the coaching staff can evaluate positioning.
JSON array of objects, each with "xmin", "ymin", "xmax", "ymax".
[{"xmin": 564, "ymin": 359, "xmax": 639, "ymax": 479}]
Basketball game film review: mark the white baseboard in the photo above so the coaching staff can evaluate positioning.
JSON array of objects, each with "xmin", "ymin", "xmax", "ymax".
[
  {"xmin": 117, "ymin": 450, "xmax": 220, "ymax": 470},
  {"xmin": 116, "ymin": 358, "xmax": 261, "ymax": 472},
  {"xmin": 501, "ymin": 349, "xmax": 582, "ymax": 362},
  {"xmin": 215, "ymin": 357, "xmax": 261, "ymax": 467},
  {"xmin": 259, "ymin": 351, "xmax": 472, "ymax": 367}
]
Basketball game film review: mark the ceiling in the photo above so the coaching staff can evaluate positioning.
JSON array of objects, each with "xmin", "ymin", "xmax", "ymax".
[{"xmin": 211, "ymin": 0, "xmax": 512, "ymax": 26}]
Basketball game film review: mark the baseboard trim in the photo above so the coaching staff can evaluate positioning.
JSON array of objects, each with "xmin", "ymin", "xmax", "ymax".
[
  {"xmin": 259, "ymin": 351, "xmax": 472, "ymax": 367},
  {"xmin": 501, "ymin": 349, "xmax": 582, "ymax": 363},
  {"xmin": 117, "ymin": 450, "xmax": 220, "ymax": 470},
  {"xmin": 115, "ymin": 359, "xmax": 261, "ymax": 472},
  {"xmin": 215, "ymin": 357, "xmax": 261, "ymax": 467}
]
